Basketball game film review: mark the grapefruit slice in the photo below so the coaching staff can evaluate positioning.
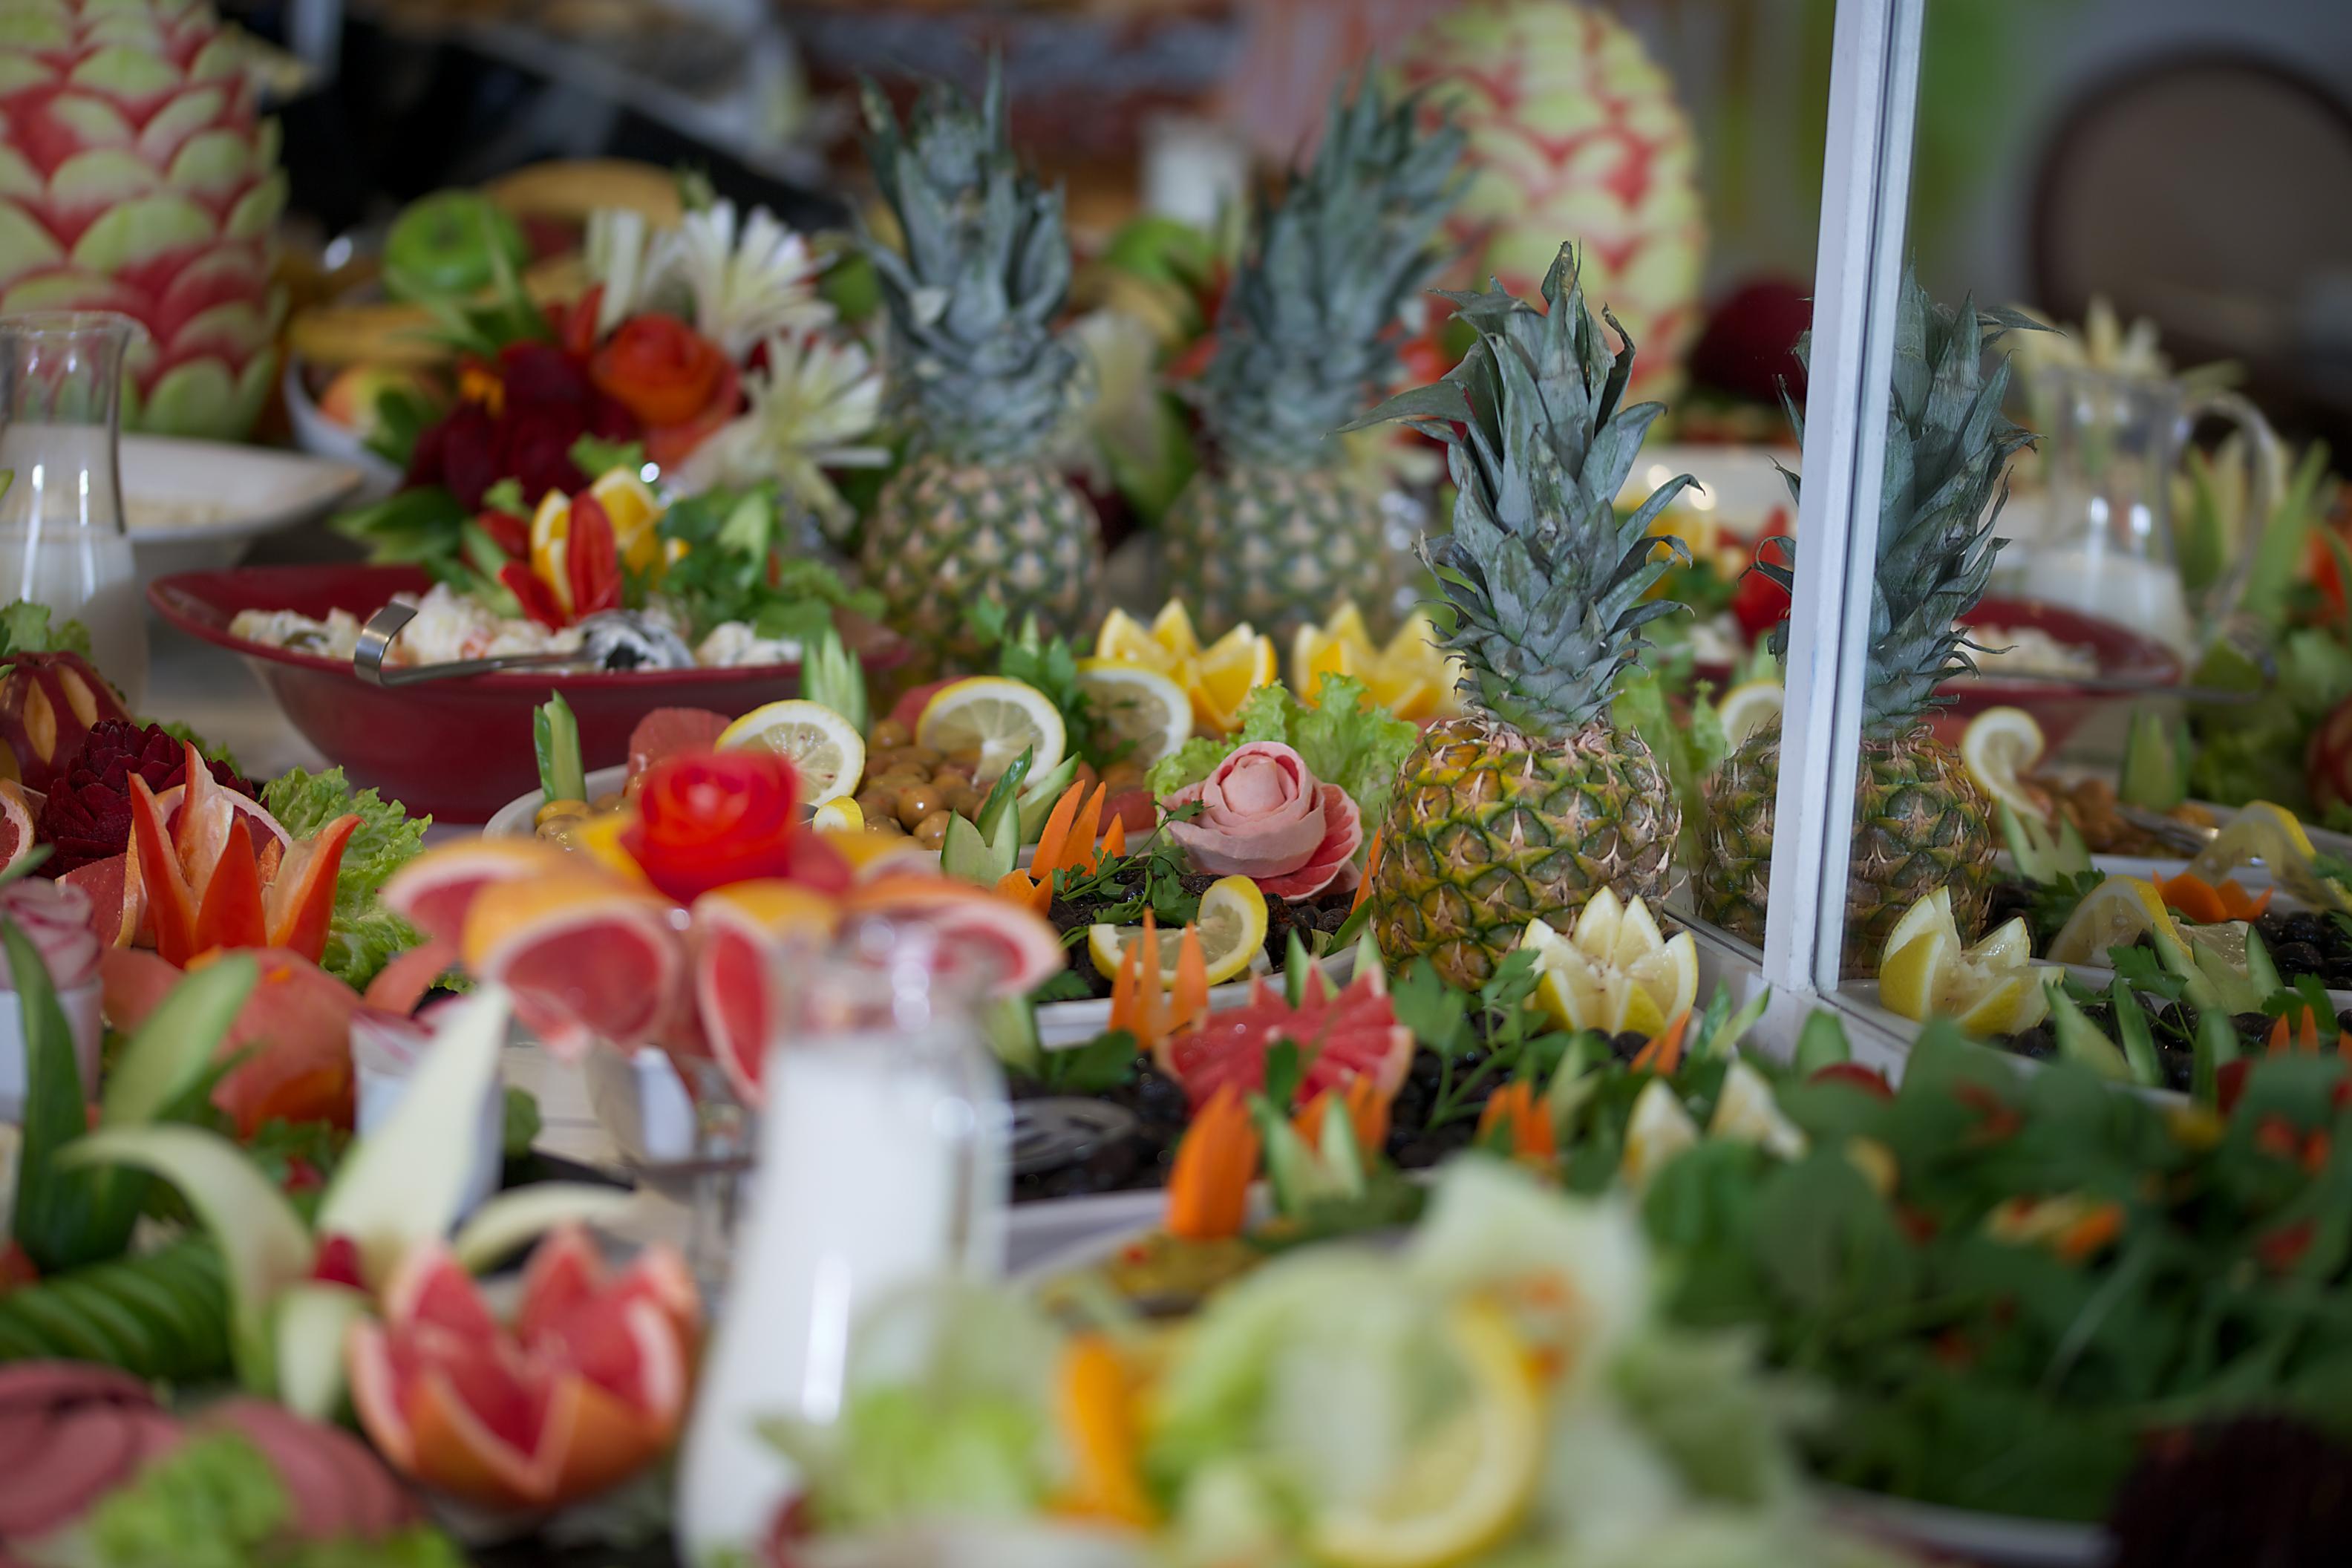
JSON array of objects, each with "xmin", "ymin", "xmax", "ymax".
[
  {"xmin": 1160, "ymin": 971, "xmax": 1413, "ymax": 1112},
  {"xmin": 689, "ymin": 882, "xmax": 839, "ymax": 1104},
  {"xmin": 627, "ymin": 708, "xmax": 730, "ymax": 790},
  {"xmin": 461, "ymin": 875, "xmax": 684, "ymax": 1059},
  {"xmin": 62, "ymin": 854, "xmax": 137, "ymax": 946},
  {"xmin": 382, "ymin": 840, "xmax": 570, "ymax": 945},
  {"xmin": 0, "ymin": 778, "xmax": 35, "ymax": 872}
]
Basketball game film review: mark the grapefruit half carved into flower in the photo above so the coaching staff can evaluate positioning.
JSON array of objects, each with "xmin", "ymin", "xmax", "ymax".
[{"xmin": 347, "ymin": 1226, "xmax": 697, "ymax": 1513}]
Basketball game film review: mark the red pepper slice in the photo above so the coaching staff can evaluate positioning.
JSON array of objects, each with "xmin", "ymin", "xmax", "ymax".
[
  {"xmin": 192, "ymin": 817, "xmax": 267, "ymax": 956},
  {"xmin": 128, "ymin": 774, "xmax": 198, "ymax": 966},
  {"xmin": 264, "ymin": 814, "xmax": 359, "ymax": 965},
  {"xmin": 477, "ymin": 509, "xmax": 530, "ymax": 561},
  {"xmin": 566, "ymin": 491, "xmax": 624, "ymax": 617},
  {"xmin": 500, "ymin": 561, "xmax": 569, "ymax": 630}
]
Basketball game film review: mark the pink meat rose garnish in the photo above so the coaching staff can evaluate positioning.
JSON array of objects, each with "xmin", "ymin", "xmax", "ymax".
[{"xmin": 1165, "ymin": 742, "xmax": 1362, "ymax": 903}]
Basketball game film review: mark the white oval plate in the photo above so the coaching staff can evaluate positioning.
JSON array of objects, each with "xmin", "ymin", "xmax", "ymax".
[{"xmin": 122, "ymin": 434, "xmax": 363, "ymax": 585}]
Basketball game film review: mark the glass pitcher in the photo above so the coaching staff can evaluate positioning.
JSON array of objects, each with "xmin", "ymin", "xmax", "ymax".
[
  {"xmin": 2019, "ymin": 365, "xmax": 2278, "ymax": 659},
  {"xmin": 675, "ymin": 917, "xmax": 1007, "ymax": 1566},
  {"xmin": 0, "ymin": 314, "xmax": 146, "ymax": 708}
]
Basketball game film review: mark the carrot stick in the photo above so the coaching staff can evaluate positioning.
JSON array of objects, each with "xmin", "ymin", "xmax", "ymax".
[
  {"xmin": 1098, "ymin": 814, "xmax": 1128, "ymax": 864},
  {"xmin": 1345, "ymin": 1074, "xmax": 1394, "ymax": 1155},
  {"xmin": 1170, "ymin": 924, "xmax": 1209, "ymax": 1038},
  {"xmin": 2269, "ymin": 1014, "xmax": 2293, "ymax": 1055},
  {"xmin": 996, "ymin": 869, "xmax": 1051, "ymax": 916},
  {"xmin": 2305, "ymin": 1008, "xmax": 2323, "ymax": 1056},
  {"xmin": 1135, "ymin": 909, "xmax": 1164, "ymax": 1050},
  {"xmin": 1108, "ymin": 927, "xmax": 1144, "ymax": 1039},
  {"xmin": 1030, "ymin": 780, "xmax": 1088, "ymax": 876},
  {"xmin": 1292, "ymin": 1087, "xmax": 1334, "ymax": 1150},
  {"xmin": 1166, "ymin": 1086, "xmax": 1258, "ymax": 1241},
  {"xmin": 1052, "ymin": 1336, "xmax": 1155, "ymax": 1526},
  {"xmin": 1351, "ymin": 828, "xmax": 1384, "ymax": 916},
  {"xmin": 1058, "ymin": 784, "xmax": 1108, "ymax": 879},
  {"xmin": 2157, "ymin": 872, "xmax": 2228, "ymax": 926},
  {"xmin": 2245, "ymin": 886, "xmax": 2275, "ymax": 918},
  {"xmin": 1630, "ymin": 1009, "xmax": 1692, "ymax": 1076}
]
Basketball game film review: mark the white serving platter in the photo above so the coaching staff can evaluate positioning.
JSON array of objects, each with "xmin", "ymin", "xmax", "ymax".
[{"xmin": 122, "ymin": 434, "xmax": 364, "ymax": 585}]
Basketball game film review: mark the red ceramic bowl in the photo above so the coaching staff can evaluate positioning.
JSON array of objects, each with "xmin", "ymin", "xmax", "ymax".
[
  {"xmin": 151, "ymin": 564, "xmax": 909, "ymax": 823},
  {"xmin": 1936, "ymin": 597, "xmax": 2180, "ymax": 748},
  {"xmin": 1696, "ymin": 596, "xmax": 2178, "ymax": 751}
]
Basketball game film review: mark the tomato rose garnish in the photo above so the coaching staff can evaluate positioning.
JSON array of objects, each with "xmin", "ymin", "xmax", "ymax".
[
  {"xmin": 621, "ymin": 752, "xmax": 849, "ymax": 904},
  {"xmin": 591, "ymin": 314, "xmax": 731, "ymax": 429}
]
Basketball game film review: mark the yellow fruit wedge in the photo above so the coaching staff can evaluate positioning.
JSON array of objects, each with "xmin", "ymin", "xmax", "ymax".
[
  {"xmin": 1305, "ymin": 1303, "xmax": 1544, "ymax": 1568},
  {"xmin": 915, "ymin": 676, "xmax": 1068, "ymax": 782},
  {"xmin": 1526, "ymin": 892, "xmax": 1696, "ymax": 1033},
  {"xmin": 1716, "ymin": 679, "xmax": 1784, "ymax": 751},
  {"xmin": 529, "ymin": 489, "xmax": 573, "ymax": 615},
  {"xmin": 2046, "ymin": 877, "xmax": 2182, "ymax": 967},
  {"xmin": 716, "ymin": 699, "xmax": 867, "ymax": 804},
  {"xmin": 587, "ymin": 467, "xmax": 667, "ymax": 575},
  {"xmin": 1074, "ymin": 659, "xmax": 1192, "ymax": 768},
  {"xmin": 2187, "ymin": 801, "xmax": 2348, "ymax": 911},
  {"xmin": 1087, "ymin": 876, "xmax": 1266, "ymax": 986}
]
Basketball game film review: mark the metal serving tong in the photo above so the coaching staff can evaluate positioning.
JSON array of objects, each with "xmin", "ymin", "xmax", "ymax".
[
  {"xmin": 352, "ymin": 601, "xmax": 697, "ymax": 687},
  {"xmin": 353, "ymin": 603, "xmax": 577, "ymax": 687},
  {"xmin": 2117, "ymin": 803, "xmax": 2352, "ymax": 863}
]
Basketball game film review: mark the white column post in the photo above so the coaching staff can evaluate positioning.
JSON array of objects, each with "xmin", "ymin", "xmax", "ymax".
[{"xmin": 1761, "ymin": 0, "xmax": 1926, "ymax": 993}]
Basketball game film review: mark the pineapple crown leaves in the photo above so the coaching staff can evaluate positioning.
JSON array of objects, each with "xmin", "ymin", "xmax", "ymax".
[
  {"xmin": 1197, "ymin": 64, "xmax": 1466, "ymax": 470},
  {"xmin": 1763, "ymin": 272, "xmax": 2045, "ymax": 730},
  {"xmin": 858, "ymin": 61, "xmax": 1085, "ymax": 465},
  {"xmin": 1347, "ymin": 246, "xmax": 1696, "ymax": 736}
]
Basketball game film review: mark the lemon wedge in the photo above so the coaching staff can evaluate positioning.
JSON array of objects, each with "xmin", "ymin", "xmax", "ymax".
[
  {"xmin": 1878, "ymin": 887, "xmax": 2048, "ymax": 1033},
  {"xmin": 2188, "ymin": 801, "xmax": 2348, "ymax": 909},
  {"xmin": 1087, "ymin": 875, "xmax": 1266, "ymax": 986},
  {"xmin": 1304, "ymin": 1301, "xmax": 1543, "ymax": 1568},
  {"xmin": 1524, "ymin": 889, "xmax": 1697, "ymax": 1035},
  {"xmin": 2045, "ymin": 875, "xmax": 2183, "ymax": 966},
  {"xmin": 915, "ymin": 676, "xmax": 1068, "ymax": 782},
  {"xmin": 716, "ymin": 699, "xmax": 867, "ymax": 804}
]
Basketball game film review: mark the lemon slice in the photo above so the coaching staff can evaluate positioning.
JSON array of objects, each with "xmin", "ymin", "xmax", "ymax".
[
  {"xmin": 1086, "ymin": 875, "xmax": 1267, "ymax": 985},
  {"xmin": 2188, "ymin": 801, "xmax": 2345, "ymax": 909},
  {"xmin": 1292, "ymin": 603, "xmax": 1371, "ymax": 697},
  {"xmin": 915, "ymin": 676, "xmax": 1068, "ymax": 783},
  {"xmin": 1304, "ymin": 1302, "xmax": 1543, "ymax": 1568},
  {"xmin": 529, "ymin": 489, "xmax": 572, "ymax": 615},
  {"xmin": 811, "ymin": 797, "xmax": 864, "ymax": 833},
  {"xmin": 1149, "ymin": 600, "xmax": 1203, "ymax": 660},
  {"xmin": 1074, "ymin": 659, "xmax": 1193, "ymax": 768},
  {"xmin": 1961, "ymin": 706, "xmax": 2045, "ymax": 819},
  {"xmin": 1958, "ymin": 974, "xmax": 2047, "ymax": 1035},
  {"xmin": 1716, "ymin": 679, "xmax": 1785, "ymax": 751},
  {"xmin": 1881, "ymin": 886, "xmax": 1959, "ymax": 961},
  {"xmin": 1526, "ymin": 892, "xmax": 1695, "ymax": 1033},
  {"xmin": 716, "ymin": 699, "xmax": 867, "ymax": 805},
  {"xmin": 1190, "ymin": 626, "xmax": 1278, "ymax": 734},
  {"xmin": 2046, "ymin": 876, "xmax": 2181, "ymax": 966}
]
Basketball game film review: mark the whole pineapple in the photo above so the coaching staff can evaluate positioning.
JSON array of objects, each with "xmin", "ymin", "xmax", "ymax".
[
  {"xmin": 1160, "ymin": 68, "xmax": 1463, "ymax": 644},
  {"xmin": 1696, "ymin": 275, "xmax": 2036, "ymax": 976},
  {"xmin": 1352, "ymin": 246, "xmax": 1693, "ymax": 989},
  {"xmin": 858, "ymin": 66, "xmax": 1100, "ymax": 677},
  {"xmin": 0, "ymin": 0, "xmax": 287, "ymax": 440}
]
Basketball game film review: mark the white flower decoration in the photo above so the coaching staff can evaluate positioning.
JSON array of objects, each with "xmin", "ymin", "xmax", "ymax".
[
  {"xmin": 672, "ymin": 328, "xmax": 889, "ymax": 531},
  {"xmin": 652, "ymin": 200, "xmax": 835, "ymax": 361}
]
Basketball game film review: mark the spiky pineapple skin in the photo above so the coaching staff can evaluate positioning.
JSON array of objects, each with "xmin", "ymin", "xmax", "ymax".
[
  {"xmin": 1162, "ymin": 460, "xmax": 1414, "ymax": 641},
  {"xmin": 862, "ymin": 453, "xmax": 1102, "ymax": 677},
  {"xmin": 1402, "ymin": 1, "xmax": 1705, "ymax": 405},
  {"xmin": 1371, "ymin": 715, "xmax": 1678, "ymax": 990},
  {"xmin": 0, "ymin": 0, "xmax": 286, "ymax": 440},
  {"xmin": 1696, "ymin": 722, "xmax": 1997, "ymax": 978}
]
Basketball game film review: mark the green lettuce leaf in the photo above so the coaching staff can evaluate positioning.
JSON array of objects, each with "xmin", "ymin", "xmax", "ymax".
[
  {"xmin": 1141, "ymin": 676, "xmax": 1416, "ymax": 828},
  {"xmin": 261, "ymin": 768, "xmax": 431, "ymax": 990}
]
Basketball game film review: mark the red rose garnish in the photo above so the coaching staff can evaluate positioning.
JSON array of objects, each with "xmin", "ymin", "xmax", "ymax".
[
  {"xmin": 621, "ymin": 752, "xmax": 849, "ymax": 904},
  {"xmin": 592, "ymin": 314, "xmax": 731, "ymax": 429},
  {"xmin": 408, "ymin": 342, "xmax": 638, "ymax": 512},
  {"xmin": 39, "ymin": 719, "xmax": 253, "ymax": 873}
]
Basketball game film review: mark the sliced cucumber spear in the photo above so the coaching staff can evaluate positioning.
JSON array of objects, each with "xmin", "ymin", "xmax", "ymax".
[{"xmin": 535, "ymin": 690, "xmax": 587, "ymax": 804}]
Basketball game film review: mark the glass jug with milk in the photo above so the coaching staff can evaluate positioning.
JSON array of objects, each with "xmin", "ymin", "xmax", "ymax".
[
  {"xmin": 2021, "ymin": 365, "xmax": 2278, "ymax": 659},
  {"xmin": 0, "ymin": 314, "xmax": 146, "ymax": 708},
  {"xmin": 676, "ymin": 917, "xmax": 1007, "ymax": 1565}
]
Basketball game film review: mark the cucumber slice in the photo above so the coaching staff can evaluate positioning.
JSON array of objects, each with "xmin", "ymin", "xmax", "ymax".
[
  {"xmin": 4, "ymin": 1279, "xmax": 132, "ymax": 1367},
  {"xmin": 535, "ymin": 693, "xmax": 587, "ymax": 806},
  {"xmin": 45, "ymin": 1276, "xmax": 162, "ymax": 1376}
]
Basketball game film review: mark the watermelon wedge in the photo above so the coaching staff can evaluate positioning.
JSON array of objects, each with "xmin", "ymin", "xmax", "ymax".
[{"xmin": 1160, "ymin": 970, "xmax": 1414, "ymax": 1111}]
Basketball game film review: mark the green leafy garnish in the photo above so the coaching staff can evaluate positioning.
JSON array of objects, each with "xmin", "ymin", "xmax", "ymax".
[
  {"xmin": 86, "ymin": 1429, "xmax": 467, "ymax": 1568},
  {"xmin": 261, "ymin": 768, "xmax": 431, "ymax": 990},
  {"xmin": 655, "ymin": 485, "xmax": 881, "ymax": 645},
  {"xmin": 570, "ymin": 433, "xmax": 647, "ymax": 480},
  {"xmin": 1145, "ymin": 674, "xmax": 1417, "ymax": 827}
]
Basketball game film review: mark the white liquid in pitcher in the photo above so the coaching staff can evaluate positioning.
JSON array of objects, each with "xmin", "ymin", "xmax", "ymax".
[
  {"xmin": 0, "ymin": 424, "xmax": 148, "ymax": 709},
  {"xmin": 2019, "ymin": 547, "xmax": 2194, "ymax": 657},
  {"xmin": 676, "ymin": 1039, "xmax": 992, "ymax": 1563}
]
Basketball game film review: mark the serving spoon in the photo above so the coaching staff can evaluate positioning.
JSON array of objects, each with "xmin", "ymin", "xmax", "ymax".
[{"xmin": 352, "ymin": 601, "xmax": 696, "ymax": 687}]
